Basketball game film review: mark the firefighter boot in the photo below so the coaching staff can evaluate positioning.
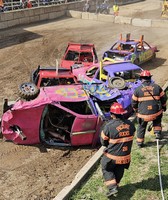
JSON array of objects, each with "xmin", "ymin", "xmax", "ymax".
[
  {"xmin": 137, "ymin": 142, "xmax": 144, "ymax": 148},
  {"xmin": 106, "ymin": 186, "xmax": 118, "ymax": 198},
  {"xmin": 155, "ymin": 133, "xmax": 162, "ymax": 140},
  {"xmin": 155, "ymin": 130, "xmax": 162, "ymax": 140}
]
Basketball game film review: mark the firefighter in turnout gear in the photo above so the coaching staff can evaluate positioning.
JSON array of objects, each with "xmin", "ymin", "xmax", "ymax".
[
  {"xmin": 100, "ymin": 103, "xmax": 135, "ymax": 198},
  {"xmin": 132, "ymin": 70, "xmax": 167, "ymax": 148}
]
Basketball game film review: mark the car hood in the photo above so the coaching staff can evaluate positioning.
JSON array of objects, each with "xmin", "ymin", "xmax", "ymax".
[{"xmin": 83, "ymin": 84, "xmax": 121, "ymax": 101}]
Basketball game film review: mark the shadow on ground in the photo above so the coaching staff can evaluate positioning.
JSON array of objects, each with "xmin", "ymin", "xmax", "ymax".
[{"xmin": 0, "ymin": 16, "xmax": 68, "ymax": 49}]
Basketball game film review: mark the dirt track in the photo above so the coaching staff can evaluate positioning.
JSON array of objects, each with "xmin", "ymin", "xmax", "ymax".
[{"xmin": 0, "ymin": 2, "xmax": 168, "ymax": 200}]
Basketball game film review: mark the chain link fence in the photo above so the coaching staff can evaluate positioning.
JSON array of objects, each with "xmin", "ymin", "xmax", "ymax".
[{"xmin": 0, "ymin": 0, "xmax": 81, "ymax": 12}]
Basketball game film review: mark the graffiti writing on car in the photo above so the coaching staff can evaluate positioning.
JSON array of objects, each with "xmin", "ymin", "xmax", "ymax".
[{"xmin": 55, "ymin": 88, "xmax": 86, "ymax": 98}]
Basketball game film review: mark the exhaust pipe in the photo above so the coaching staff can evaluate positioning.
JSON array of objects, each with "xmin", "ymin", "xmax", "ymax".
[{"xmin": 10, "ymin": 125, "xmax": 27, "ymax": 141}]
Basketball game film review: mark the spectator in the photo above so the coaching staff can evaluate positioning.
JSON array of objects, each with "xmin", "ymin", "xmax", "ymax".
[
  {"xmin": 83, "ymin": 0, "xmax": 90, "ymax": 12},
  {"xmin": 27, "ymin": 0, "xmax": 32, "ymax": 8},
  {"xmin": 95, "ymin": 0, "xmax": 102, "ymax": 14},
  {"xmin": 113, "ymin": 3, "xmax": 119, "ymax": 16},
  {"xmin": 0, "ymin": 0, "xmax": 4, "ymax": 12}
]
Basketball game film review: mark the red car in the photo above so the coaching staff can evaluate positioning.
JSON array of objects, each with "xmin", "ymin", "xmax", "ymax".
[
  {"xmin": 31, "ymin": 65, "xmax": 78, "ymax": 88},
  {"xmin": 60, "ymin": 43, "xmax": 98, "ymax": 69}
]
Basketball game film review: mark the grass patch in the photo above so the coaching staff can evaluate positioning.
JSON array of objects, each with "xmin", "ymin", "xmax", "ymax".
[{"xmin": 70, "ymin": 133, "xmax": 168, "ymax": 200}]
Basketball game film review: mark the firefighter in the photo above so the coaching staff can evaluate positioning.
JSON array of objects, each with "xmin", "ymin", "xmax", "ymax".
[
  {"xmin": 132, "ymin": 70, "xmax": 167, "ymax": 148},
  {"xmin": 100, "ymin": 102, "xmax": 135, "ymax": 198}
]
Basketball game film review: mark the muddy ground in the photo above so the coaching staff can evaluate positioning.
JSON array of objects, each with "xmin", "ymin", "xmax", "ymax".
[{"xmin": 0, "ymin": 1, "xmax": 168, "ymax": 200}]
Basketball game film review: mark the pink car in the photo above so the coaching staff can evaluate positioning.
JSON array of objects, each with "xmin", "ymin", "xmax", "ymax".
[{"xmin": 1, "ymin": 85, "xmax": 105, "ymax": 147}]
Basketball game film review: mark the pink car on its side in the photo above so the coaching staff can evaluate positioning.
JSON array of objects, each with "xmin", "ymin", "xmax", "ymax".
[{"xmin": 1, "ymin": 85, "xmax": 105, "ymax": 147}]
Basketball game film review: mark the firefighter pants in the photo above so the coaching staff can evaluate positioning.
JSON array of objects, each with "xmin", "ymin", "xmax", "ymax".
[
  {"xmin": 137, "ymin": 114, "xmax": 162, "ymax": 144},
  {"xmin": 101, "ymin": 155, "xmax": 129, "ymax": 190}
]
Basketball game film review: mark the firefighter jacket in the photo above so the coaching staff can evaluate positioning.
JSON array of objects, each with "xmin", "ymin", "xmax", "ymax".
[
  {"xmin": 132, "ymin": 80, "xmax": 167, "ymax": 122},
  {"xmin": 101, "ymin": 118, "xmax": 135, "ymax": 165}
]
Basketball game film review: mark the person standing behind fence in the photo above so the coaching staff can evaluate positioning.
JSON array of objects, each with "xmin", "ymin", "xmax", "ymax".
[
  {"xmin": 100, "ymin": 102, "xmax": 135, "ymax": 198},
  {"xmin": 83, "ymin": 0, "xmax": 90, "ymax": 12},
  {"xmin": 0, "ymin": 0, "xmax": 4, "ymax": 12},
  {"xmin": 27, "ymin": 0, "xmax": 32, "ymax": 8}
]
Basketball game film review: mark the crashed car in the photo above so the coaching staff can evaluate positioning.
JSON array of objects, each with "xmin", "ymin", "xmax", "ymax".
[
  {"xmin": 31, "ymin": 65, "xmax": 78, "ymax": 88},
  {"xmin": 102, "ymin": 33, "xmax": 158, "ymax": 65},
  {"xmin": 1, "ymin": 84, "xmax": 113, "ymax": 147},
  {"xmin": 72, "ymin": 58, "xmax": 143, "ymax": 114},
  {"xmin": 60, "ymin": 42, "xmax": 98, "ymax": 69}
]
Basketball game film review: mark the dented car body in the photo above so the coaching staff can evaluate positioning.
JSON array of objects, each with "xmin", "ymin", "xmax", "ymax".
[
  {"xmin": 103, "ymin": 34, "xmax": 158, "ymax": 65},
  {"xmin": 72, "ymin": 60, "xmax": 143, "ymax": 114},
  {"xmin": 1, "ymin": 85, "xmax": 107, "ymax": 147},
  {"xmin": 60, "ymin": 43, "xmax": 98, "ymax": 69}
]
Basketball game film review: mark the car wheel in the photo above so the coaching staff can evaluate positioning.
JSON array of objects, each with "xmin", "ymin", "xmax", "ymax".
[
  {"xmin": 19, "ymin": 82, "xmax": 40, "ymax": 101},
  {"xmin": 108, "ymin": 77, "xmax": 126, "ymax": 90}
]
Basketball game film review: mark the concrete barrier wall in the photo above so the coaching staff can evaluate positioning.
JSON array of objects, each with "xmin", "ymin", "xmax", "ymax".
[
  {"xmin": 67, "ymin": 10, "xmax": 168, "ymax": 29},
  {"xmin": 0, "ymin": 0, "xmax": 144, "ymax": 30},
  {"xmin": 1, "ymin": 0, "xmax": 166, "ymax": 30}
]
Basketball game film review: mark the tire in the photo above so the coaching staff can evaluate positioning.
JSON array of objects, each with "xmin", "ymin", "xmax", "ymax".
[
  {"xmin": 108, "ymin": 77, "xmax": 126, "ymax": 90},
  {"xmin": 18, "ymin": 82, "xmax": 40, "ymax": 101}
]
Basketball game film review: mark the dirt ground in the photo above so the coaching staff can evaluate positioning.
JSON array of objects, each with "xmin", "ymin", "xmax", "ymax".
[{"xmin": 0, "ymin": 1, "xmax": 168, "ymax": 199}]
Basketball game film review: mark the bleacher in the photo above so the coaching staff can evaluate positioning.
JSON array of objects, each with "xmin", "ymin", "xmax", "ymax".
[{"xmin": 0, "ymin": 0, "xmax": 80, "ymax": 12}]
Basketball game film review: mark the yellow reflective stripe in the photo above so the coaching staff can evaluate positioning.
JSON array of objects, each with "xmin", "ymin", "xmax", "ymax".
[
  {"xmin": 132, "ymin": 94, "xmax": 138, "ymax": 101},
  {"xmin": 104, "ymin": 153, "xmax": 131, "ymax": 164},
  {"xmin": 137, "ymin": 96, "xmax": 160, "ymax": 101},
  {"xmin": 105, "ymin": 179, "xmax": 117, "ymax": 186},
  {"xmin": 109, "ymin": 136, "xmax": 133, "ymax": 144},
  {"xmin": 101, "ymin": 131, "xmax": 109, "ymax": 140},
  {"xmin": 154, "ymin": 126, "xmax": 162, "ymax": 131},
  {"xmin": 137, "ymin": 110, "xmax": 162, "ymax": 121}
]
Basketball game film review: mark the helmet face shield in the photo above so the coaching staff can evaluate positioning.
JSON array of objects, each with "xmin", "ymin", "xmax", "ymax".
[{"xmin": 110, "ymin": 102, "xmax": 127, "ymax": 115}]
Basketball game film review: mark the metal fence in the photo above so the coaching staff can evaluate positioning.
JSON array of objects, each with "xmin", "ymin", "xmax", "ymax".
[{"xmin": 0, "ymin": 0, "xmax": 80, "ymax": 12}]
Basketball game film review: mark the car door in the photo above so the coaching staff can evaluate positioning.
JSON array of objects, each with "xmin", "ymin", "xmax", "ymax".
[{"xmin": 71, "ymin": 116, "xmax": 98, "ymax": 146}]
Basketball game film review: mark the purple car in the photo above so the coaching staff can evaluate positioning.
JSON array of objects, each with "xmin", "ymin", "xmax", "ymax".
[
  {"xmin": 72, "ymin": 60, "xmax": 143, "ymax": 114},
  {"xmin": 103, "ymin": 34, "xmax": 158, "ymax": 65}
]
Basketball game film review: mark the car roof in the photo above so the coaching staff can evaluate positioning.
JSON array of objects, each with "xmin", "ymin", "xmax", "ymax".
[
  {"xmin": 116, "ymin": 40, "xmax": 139, "ymax": 45},
  {"xmin": 103, "ymin": 62, "xmax": 142, "ymax": 73},
  {"xmin": 38, "ymin": 67, "xmax": 75, "ymax": 78},
  {"xmin": 67, "ymin": 43, "xmax": 95, "ymax": 51},
  {"xmin": 39, "ymin": 71, "xmax": 75, "ymax": 78}
]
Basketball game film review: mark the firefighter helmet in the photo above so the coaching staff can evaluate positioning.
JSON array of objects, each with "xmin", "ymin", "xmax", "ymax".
[
  {"xmin": 140, "ymin": 70, "xmax": 152, "ymax": 77},
  {"xmin": 110, "ymin": 102, "xmax": 126, "ymax": 115}
]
